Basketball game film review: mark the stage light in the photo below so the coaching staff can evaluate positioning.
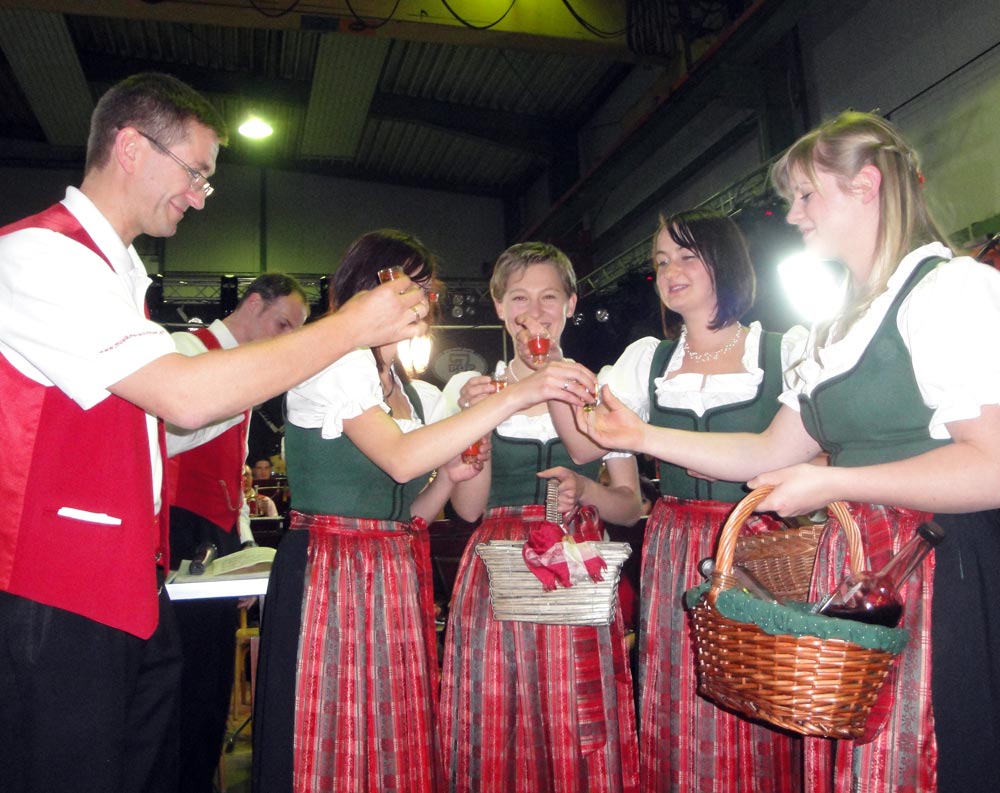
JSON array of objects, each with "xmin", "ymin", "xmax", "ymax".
[
  {"xmin": 397, "ymin": 334, "xmax": 432, "ymax": 375},
  {"xmin": 777, "ymin": 252, "xmax": 847, "ymax": 323},
  {"xmin": 220, "ymin": 274, "xmax": 239, "ymax": 315},
  {"xmin": 595, "ymin": 308, "xmax": 610, "ymax": 323}
]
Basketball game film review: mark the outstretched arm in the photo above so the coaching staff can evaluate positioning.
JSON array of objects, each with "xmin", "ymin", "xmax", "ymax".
[
  {"xmin": 345, "ymin": 363, "xmax": 596, "ymax": 484},
  {"xmin": 112, "ymin": 279, "xmax": 428, "ymax": 429},
  {"xmin": 750, "ymin": 404, "xmax": 1000, "ymax": 515},
  {"xmin": 577, "ymin": 386, "xmax": 820, "ymax": 484}
]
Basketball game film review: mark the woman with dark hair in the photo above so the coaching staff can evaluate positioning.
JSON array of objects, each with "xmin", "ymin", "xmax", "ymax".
[
  {"xmin": 252, "ymin": 230, "xmax": 598, "ymax": 793},
  {"xmin": 579, "ymin": 112, "xmax": 1000, "ymax": 793},
  {"xmin": 552, "ymin": 209, "xmax": 807, "ymax": 792}
]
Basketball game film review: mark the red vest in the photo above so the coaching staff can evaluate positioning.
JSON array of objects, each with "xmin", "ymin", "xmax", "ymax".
[
  {"xmin": 0, "ymin": 203, "xmax": 168, "ymax": 639},
  {"xmin": 168, "ymin": 328, "xmax": 250, "ymax": 532}
]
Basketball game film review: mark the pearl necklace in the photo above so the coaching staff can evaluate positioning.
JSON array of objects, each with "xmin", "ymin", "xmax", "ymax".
[{"xmin": 682, "ymin": 324, "xmax": 744, "ymax": 363}]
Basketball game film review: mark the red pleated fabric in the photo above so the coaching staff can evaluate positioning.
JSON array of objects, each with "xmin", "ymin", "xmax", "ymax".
[
  {"xmin": 637, "ymin": 496, "xmax": 803, "ymax": 793},
  {"xmin": 292, "ymin": 512, "xmax": 443, "ymax": 793},
  {"xmin": 439, "ymin": 504, "xmax": 640, "ymax": 793},
  {"xmin": 802, "ymin": 503, "xmax": 936, "ymax": 793}
]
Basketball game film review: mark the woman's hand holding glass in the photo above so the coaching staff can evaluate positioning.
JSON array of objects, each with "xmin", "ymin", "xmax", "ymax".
[
  {"xmin": 576, "ymin": 385, "xmax": 646, "ymax": 452},
  {"xmin": 457, "ymin": 373, "xmax": 506, "ymax": 411},
  {"xmin": 449, "ymin": 434, "xmax": 492, "ymax": 476},
  {"xmin": 512, "ymin": 314, "xmax": 560, "ymax": 369},
  {"xmin": 339, "ymin": 274, "xmax": 427, "ymax": 348},
  {"xmin": 457, "ymin": 374, "xmax": 507, "ymax": 463},
  {"xmin": 377, "ymin": 265, "xmax": 430, "ymax": 329},
  {"xmin": 510, "ymin": 359, "xmax": 597, "ymax": 409}
]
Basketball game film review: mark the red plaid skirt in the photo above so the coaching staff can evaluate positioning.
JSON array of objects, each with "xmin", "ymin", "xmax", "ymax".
[
  {"xmin": 803, "ymin": 503, "xmax": 935, "ymax": 793},
  {"xmin": 292, "ymin": 511, "xmax": 442, "ymax": 793},
  {"xmin": 439, "ymin": 504, "xmax": 640, "ymax": 793},
  {"xmin": 637, "ymin": 496, "xmax": 802, "ymax": 793}
]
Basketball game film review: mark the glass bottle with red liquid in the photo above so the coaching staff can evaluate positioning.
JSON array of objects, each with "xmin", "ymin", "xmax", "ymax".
[{"xmin": 814, "ymin": 520, "xmax": 945, "ymax": 627}]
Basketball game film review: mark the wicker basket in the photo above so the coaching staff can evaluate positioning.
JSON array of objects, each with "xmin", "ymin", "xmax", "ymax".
[
  {"xmin": 689, "ymin": 486, "xmax": 902, "ymax": 740},
  {"xmin": 477, "ymin": 479, "xmax": 632, "ymax": 626},
  {"xmin": 476, "ymin": 539, "xmax": 631, "ymax": 625},
  {"xmin": 733, "ymin": 520, "xmax": 825, "ymax": 602}
]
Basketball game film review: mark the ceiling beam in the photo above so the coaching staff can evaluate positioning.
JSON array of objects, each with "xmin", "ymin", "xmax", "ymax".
[
  {"xmin": 0, "ymin": 8, "xmax": 92, "ymax": 145},
  {"xmin": 76, "ymin": 49, "xmax": 313, "ymax": 105},
  {"xmin": 369, "ymin": 91, "xmax": 563, "ymax": 156},
  {"xmin": 76, "ymin": 48, "xmax": 572, "ymax": 157},
  {"xmin": 0, "ymin": 0, "xmax": 632, "ymax": 58}
]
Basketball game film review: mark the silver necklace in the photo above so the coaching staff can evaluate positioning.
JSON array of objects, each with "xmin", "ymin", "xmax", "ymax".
[{"xmin": 682, "ymin": 324, "xmax": 744, "ymax": 363}]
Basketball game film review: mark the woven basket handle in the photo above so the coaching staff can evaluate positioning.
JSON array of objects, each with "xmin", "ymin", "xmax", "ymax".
[
  {"xmin": 545, "ymin": 478, "xmax": 563, "ymax": 527},
  {"xmin": 708, "ymin": 485, "xmax": 862, "ymax": 605}
]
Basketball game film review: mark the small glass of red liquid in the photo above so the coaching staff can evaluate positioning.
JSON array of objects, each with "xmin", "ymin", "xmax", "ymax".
[
  {"xmin": 461, "ymin": 439, "xmax": 482, "ymax": 464},
  {"xmin": 527, "ymin": 333, "xmax": 550, "ymax": 365},
  {"xmin": 377, "ymin": 266, "xmax": 404, "ymax": 284}
]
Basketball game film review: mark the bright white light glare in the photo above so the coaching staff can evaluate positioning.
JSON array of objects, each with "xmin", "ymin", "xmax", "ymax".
[
  {"xmin": 397, "ymin": 335, "xmax": 432, "ymax": 375},
  {"xmin": 777, "ymin": 252, "xmax": 847, "ymax": 323},
  {"xmin": 238, "ymin": 116, "xmax": 273, "ymax": 139}
]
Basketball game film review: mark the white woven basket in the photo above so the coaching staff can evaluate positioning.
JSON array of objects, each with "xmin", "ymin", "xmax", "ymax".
[{"xmin": 476, "ymin": 539, "xmax": 632, "ymax": 626}]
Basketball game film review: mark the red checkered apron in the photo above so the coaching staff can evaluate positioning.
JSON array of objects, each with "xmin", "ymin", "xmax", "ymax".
[
  {"xmin": 292, "ymin": 511, "xmax": 443, "ymax": 793},
  {"xmin": 439, "ymin": 504, "xmax": 640, "ymax": 793}
]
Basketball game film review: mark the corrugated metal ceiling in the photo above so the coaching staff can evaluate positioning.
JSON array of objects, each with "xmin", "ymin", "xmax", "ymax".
[{"xmin": 0, "ymin": 5, "xmax": 634, "ymax": 199}]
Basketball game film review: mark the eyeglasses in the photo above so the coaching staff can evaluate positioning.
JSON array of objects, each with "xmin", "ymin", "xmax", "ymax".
[{"xmin": 137, "ymin": 130, "xmax": 214, "ymax": 197}]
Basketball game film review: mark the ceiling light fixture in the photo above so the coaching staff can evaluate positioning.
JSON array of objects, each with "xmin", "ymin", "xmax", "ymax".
[{"xmin": 238, "ymin": 115, "xmax": 273, "ymax": 139}]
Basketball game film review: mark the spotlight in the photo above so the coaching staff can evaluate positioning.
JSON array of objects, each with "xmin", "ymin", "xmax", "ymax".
[
  {"xmin": 571, "ymin": 312, "xmax": 584, "ymax": 326},
  {"xmin": 777, "ymin": 252, "xmax": 847, "ymax": 323},
  {"xmin": 451, "ymin": 305, "xmax": 465, "ymax": 319},
  {"xmin": 397, "ymin": 335, "xmax": 432, "ymax": 375},
  {"xmin": 595, "ymin": 308, "xmax": 610, "ymax": 323},
  {"xmin": 238, "ymin": 115, "xmax": 273, "ymax": 139}
]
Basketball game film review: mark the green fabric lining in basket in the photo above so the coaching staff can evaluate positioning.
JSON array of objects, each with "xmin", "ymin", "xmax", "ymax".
[{"xmin": 684, "ymin": 582, "xmax": 909, "ymax": 654}]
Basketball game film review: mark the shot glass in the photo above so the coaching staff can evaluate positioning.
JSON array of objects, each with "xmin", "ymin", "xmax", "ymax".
[
  {"xmin": 527, "ymin": 333, "xmax": 551, "ymax": 365},
  {"xmin": 377, "ymin": 266, "xmax": 404, "ymax": 284},
  {"xmin": 461, "ymin": 439, "xmax": 482, "ymax": 464},
  {"xmin": 583, "ymin": 392, "xmax": 602, "ymax": 413}
]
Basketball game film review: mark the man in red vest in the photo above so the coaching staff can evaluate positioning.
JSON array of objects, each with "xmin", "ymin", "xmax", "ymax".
[
  {"xmin": 166, "ymin": 272, "xmax": 308, "ymax": 793},
  {"xmin": 0, "ymin": 73, "xmax": 427, "ymax": 793}
]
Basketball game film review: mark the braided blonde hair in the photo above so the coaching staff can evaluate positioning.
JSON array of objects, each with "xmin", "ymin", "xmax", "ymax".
[{"xmin": 770, "ymin": 111, "xmax": 949, "ymax": 342}]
